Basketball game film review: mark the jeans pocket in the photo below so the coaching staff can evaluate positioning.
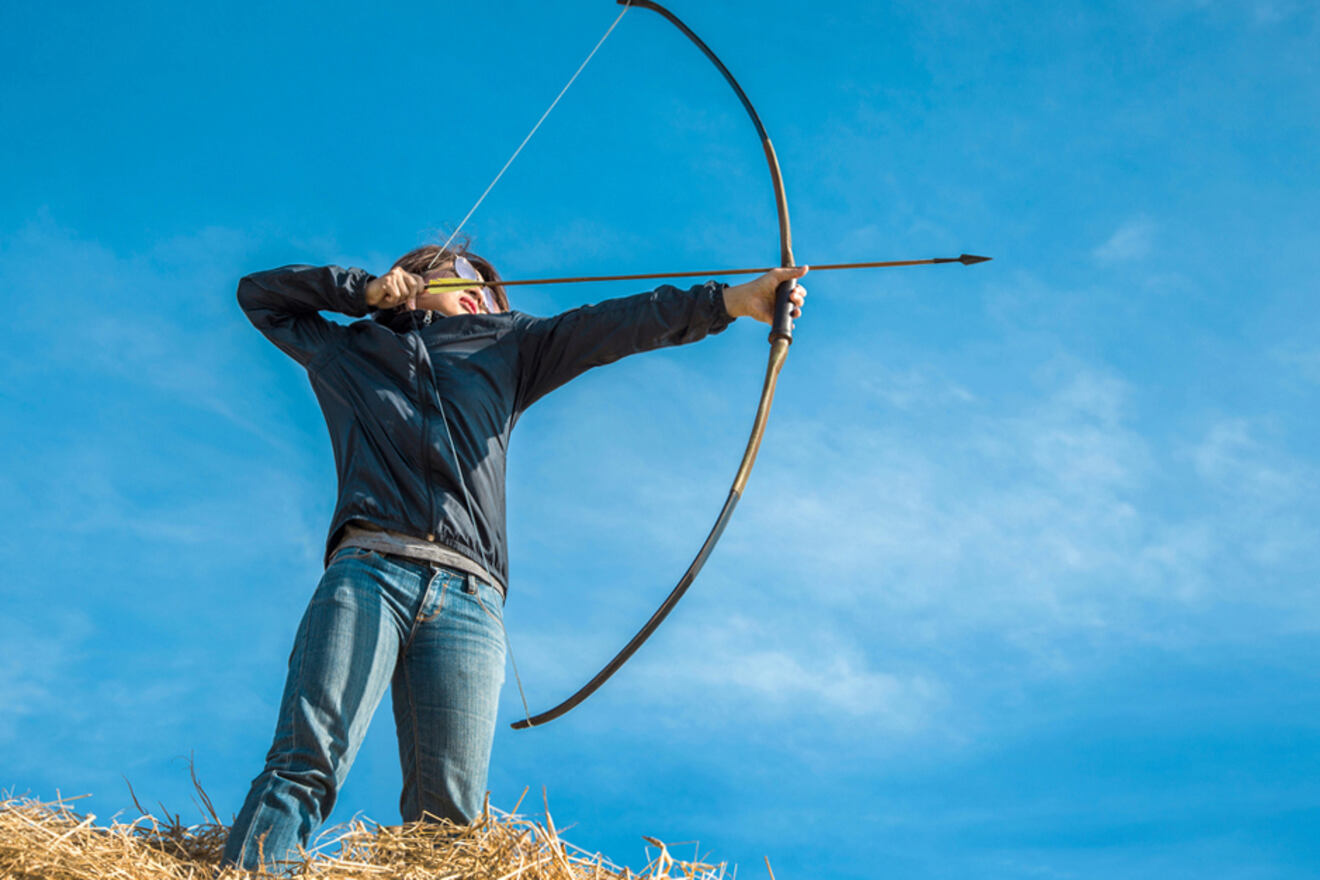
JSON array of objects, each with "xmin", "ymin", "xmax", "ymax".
[{"xmin": 478, "ymin": 581, "xmax": 505, "ymax": 617}]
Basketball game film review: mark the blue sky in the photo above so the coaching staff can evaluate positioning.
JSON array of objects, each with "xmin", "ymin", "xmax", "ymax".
[{"xmin": 2, "ymin": 1, "xmax": 1318, "ymax": 877}]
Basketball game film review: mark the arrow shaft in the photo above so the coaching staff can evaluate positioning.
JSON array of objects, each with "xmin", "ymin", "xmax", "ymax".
[{"xmin": 426, "ymin": 256, "xmax": 988, "ymax": 291}]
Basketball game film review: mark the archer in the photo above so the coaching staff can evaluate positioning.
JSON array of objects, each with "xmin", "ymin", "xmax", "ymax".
[{"xmin": 219, "ymin": 242, "xmax": 806, "ymax": 872}]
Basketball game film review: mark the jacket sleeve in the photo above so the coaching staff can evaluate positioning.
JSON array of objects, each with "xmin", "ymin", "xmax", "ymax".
[
  {"xmin": 236, "ymin": 265, "xmax": 374, "ymax": 366},
  {"xmin": 514, "ymin": 281, "xmax": 734, "ymax": 410}
]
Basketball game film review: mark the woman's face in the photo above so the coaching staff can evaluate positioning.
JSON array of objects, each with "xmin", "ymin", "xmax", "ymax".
[{"xmin": 416, "ymin": 260, "xmax": 503, "ymax": 316}]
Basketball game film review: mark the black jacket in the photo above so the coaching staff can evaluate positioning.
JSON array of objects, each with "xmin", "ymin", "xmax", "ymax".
[{"xmin": 237, "ymin": 264, "xmax": 733, "ymax": 592}]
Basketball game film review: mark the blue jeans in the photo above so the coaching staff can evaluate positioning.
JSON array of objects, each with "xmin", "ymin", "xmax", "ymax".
[{"xmin": 220, "ymin": 547, "xmax": 506, "ymax": 873}]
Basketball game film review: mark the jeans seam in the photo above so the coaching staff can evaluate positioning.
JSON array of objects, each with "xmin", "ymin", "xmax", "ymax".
[
  {"xmin": 399, "ymin": 566, "xmax": 442, "ymax": 821},
  {"xmin": 402, "ymin": 651, "xmax": 422, "ymax": 820},
  {"xmin": 234, "ymin": 609, "xmax": 310, "ymax": 866}
]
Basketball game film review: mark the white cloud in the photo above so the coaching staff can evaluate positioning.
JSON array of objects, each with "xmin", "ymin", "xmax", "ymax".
[
  {"xmin": 630, "ymin": 615, "xmax": 947, "ymax": 735},
  {"xmin": 1191, "ymin": 419, "xmax": 1284, "ymax": 492},
  {"xmin": 742, "ymin": 365, "xmax": 1157, "ymax": 600},
  {"xmin": 1188, "ymin": 418, "xmax": 1318, "ymax": 570},
  {"xmin": 0, "ymin": 613, "xmax": 94, "ymax": 746},
  {"xmin": 721, "ymin": 356, "xmax": 1320, "ymax": 661},
  {"xmin": 856, "ymin": 364, "xmax": 976, "ymax": 410},
  {"xmin": 1092, "ymin": 216, "xmax": 1156, "ymax": 264}
]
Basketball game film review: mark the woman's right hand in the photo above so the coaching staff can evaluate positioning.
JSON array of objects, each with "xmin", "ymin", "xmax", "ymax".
[{"xmin": 365, "ymin": 267, "xmax": 425, "ymax": 310}]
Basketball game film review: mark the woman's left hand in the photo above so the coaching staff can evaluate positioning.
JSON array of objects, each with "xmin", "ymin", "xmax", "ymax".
[{"xmin": 723, "ymin": 266, "xmax": 808, "ymax": 325}]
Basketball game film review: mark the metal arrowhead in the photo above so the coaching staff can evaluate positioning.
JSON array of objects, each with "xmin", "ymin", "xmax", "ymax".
[{"xmin": 958, "ymin": 254, "xmax": 992, "ymax": 265}]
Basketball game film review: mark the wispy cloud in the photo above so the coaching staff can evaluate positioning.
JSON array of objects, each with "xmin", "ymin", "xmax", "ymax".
[
  {"xmin": 1189, "ymin": 418, "xmax": 1319, "ymax": 572},
  {"xmin": 0, "ymin": 614, "xmax": 93, "ymax": 747},
  {"xmin": 660, "ymin": 354, "xmax": 1320, "ymax": 714},
  {"xmin": 0, "ymin": 218, "xmax": 330, "ymax": 563},
  {"xmin": 854, "ymin": 363, "xmax": 976, "ymax": 410},
  {"xmin": 636, "ymin": 615, "xmax": 946, "ymax": 731},
  {"xmin": 737, "ymin": 364, "xmax": 1161, "ymax": 607},
  {"xmin": 1093, "ymin": 216, "xmax": 1156, "ymax": 264},
  {"xmin": 4, "ymin": 217, "xmax": 293, "ymax": 449},
  {"xmin": 503, "ymin": 317, "xmax": 1320, "ymax": 746}
]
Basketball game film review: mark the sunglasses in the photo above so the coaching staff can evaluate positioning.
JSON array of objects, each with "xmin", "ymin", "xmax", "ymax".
[{"xmin": 423, "ymin": 256, "xmax": 499, "ymax": 313}]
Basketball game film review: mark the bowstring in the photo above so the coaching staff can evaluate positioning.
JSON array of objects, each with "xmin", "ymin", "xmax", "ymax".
[
  {"xmin": 408, "ymin": 302, "xmax": 533, "ymax": 721},
  {"xmin": 434, "ymin": 394, "xmax": 533, "ymax": 724},
  {"xmin": 417, "ymin": 6, "xmax": 632, "ymax": 723},
  {"xmin": 427, "ymin": 3, "xmax": 631, "ymax": 270}
]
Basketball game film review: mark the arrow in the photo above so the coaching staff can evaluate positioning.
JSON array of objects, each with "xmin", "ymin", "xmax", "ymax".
[{"xmin": 423, "ymin": 254, "xmax": 991, "ymax": 290}]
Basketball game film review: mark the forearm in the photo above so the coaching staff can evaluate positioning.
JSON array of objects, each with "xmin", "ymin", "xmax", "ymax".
[
  {"xmin": 237, "ymin": 265, "xmax": 374, "ymax": 321},
  {"xmin": 237, "ymin": 264, "xmax": 374, "ymax": 365},
  {"xmin": 515, "ymin": 281, "xmax": 734, "ymax": 408}
]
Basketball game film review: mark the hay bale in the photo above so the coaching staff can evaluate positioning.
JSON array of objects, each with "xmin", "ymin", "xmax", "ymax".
[{"xmin": 0, "ymin": 793, "xmax": 727, "ymax": 879}]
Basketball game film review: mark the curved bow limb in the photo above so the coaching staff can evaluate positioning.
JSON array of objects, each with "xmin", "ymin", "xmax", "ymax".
[
  {"xmin": 616, "ymin": 0, "xmax": 799, "ymax": 343},
  {"xmin": 512, "ymin": 0, "xmax": 797, "ymax": 730}
]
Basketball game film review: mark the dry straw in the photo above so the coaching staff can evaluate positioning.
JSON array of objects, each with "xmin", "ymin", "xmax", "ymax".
[{"xmin": 0, "ymin": 786, "xmax": 735, "ymax": 880}]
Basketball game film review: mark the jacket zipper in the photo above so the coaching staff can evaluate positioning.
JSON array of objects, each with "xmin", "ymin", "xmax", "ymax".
[{"xmin": 414, "ymin": 332, "xmax": 436, "ymax": 539}]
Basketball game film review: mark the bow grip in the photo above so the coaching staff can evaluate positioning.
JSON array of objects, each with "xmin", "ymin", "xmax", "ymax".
[{"xmin": 769, "ymin": 277, "xmax": 795, "ymax": 344}]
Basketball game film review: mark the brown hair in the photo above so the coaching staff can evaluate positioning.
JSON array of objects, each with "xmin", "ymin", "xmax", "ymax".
[{"xmin": 389, "ymin": 242, "xmax": 510, "ymax": 312}]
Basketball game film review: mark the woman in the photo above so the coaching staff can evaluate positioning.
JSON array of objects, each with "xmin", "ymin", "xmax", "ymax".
[{"xmin": 220, "ymin": 243, "xmax": 806, "ymax": 872}]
